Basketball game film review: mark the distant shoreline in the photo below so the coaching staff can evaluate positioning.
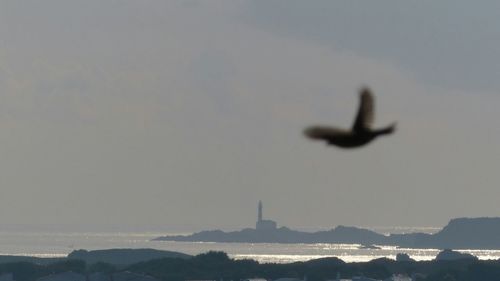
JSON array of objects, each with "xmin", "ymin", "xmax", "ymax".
[{"xmin": 154, "ymin": 217, "xmax": 500, "ymax": 250}]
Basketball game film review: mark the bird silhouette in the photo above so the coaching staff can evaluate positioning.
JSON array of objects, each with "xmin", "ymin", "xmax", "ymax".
[{"xmin": 304, "ymin": 88, "xmax": 396, "ymax": 148}]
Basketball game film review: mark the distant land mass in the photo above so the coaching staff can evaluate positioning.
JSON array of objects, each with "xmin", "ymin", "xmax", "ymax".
[
  {"xmin": 0, "ymin": 248, "xmax": 190, "ymax": 266},
  {"xmin": 0, "ymin": 255, "xmax": 63, "ymax": 265},
  {"xmin": 68, "ymin": 248, "xmax": 191, "ymax": 265},
  {"xmin": 154, "ymin": 217, "xmax": 500, "ymax": 250}
]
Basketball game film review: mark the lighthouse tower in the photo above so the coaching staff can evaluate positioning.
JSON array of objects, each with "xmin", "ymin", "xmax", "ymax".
[
  {"xmin": 255, "ymin": 200, "xmax": 277, "ymax": 231},
  {"xmin": 258, "ymin": 200, "xmax": 263, "ymax": 222}
]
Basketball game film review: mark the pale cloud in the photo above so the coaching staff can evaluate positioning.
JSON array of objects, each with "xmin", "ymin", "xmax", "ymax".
[{"xmin": 243, "ymin": 1, "xmax": 500, "ymax": 91}]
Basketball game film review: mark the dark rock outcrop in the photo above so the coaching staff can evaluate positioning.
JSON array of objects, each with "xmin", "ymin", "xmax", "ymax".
[
  {"xmin": 155, "ymin": 217, "xmax": 500, "ymax": 250},
  {"xmin": 435, "ymin": 249, "xmax": 478, "ymax": 261},
  {"xmin": 396, "ymin": 253, "xmax": 415, "ymax": 262},
  {"xmin": 68, "ymin": 249, "xmax": 191, "ymax": 265}
]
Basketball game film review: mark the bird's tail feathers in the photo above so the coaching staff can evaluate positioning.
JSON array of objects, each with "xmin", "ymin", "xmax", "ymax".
[{"xmin": 374, "ymin": 122, "xmax": 396, "ymax": 136}]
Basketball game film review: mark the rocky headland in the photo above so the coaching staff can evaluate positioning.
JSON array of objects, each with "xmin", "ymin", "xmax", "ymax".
[{"xmin": 154, "ymin": 217, "xmax": 500, "ymax": 250}]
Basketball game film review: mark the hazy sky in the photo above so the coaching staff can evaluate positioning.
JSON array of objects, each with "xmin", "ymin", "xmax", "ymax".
[{"xmin": 1, "ymin": 1, "xmax": 500, "ymax": 231}]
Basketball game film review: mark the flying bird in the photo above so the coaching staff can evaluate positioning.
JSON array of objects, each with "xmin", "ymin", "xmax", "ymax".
[{"xmin": 304, "ymin": 88, "xmax": 396, "ymax": 148}]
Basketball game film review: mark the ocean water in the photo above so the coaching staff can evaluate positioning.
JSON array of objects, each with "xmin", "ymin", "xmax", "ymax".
[{"xmin": 0, "ymin": 228, "xmax": 499, "ymax": 263}]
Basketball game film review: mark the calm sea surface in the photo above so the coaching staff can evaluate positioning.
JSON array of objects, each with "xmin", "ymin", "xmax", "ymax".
[{"xmin": 0, "ymin": 228, "xmax": 499, "ymax": 263}]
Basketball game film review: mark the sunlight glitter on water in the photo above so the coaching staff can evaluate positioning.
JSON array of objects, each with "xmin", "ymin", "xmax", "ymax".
[
  {"xmin": 232, "ymin": 250, "xmax": 500, "ymax": 264},
  {"xmin": 457, "ymin": 249, "xmax": 500, "ymax": 260},
  {"xmin": 230, "ymin": 246, "xmax": 442, "ymax": 263},
  {"xmin": 1, "ymin": 231, "xmax": 500, "ymax": 264},
  {"xmin": 232, "ymin": 253, "xmax": 435, "ymax": 263}
]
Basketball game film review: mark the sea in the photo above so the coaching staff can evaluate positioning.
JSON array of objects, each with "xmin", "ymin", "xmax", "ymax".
[{"xmin": 1, "ymin": 226, "xmax": 500, "ymax": 264}]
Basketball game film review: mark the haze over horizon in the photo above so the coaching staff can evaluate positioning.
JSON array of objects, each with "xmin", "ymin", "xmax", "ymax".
[{"xmin": 1, "ymin": 1, "xmax": 500, "ymax": 232}]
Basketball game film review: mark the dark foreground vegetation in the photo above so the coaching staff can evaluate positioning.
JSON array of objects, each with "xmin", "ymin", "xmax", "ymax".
[{"xmin": 2, "ymin": 251, "xmax": 500, "ymax": 281}]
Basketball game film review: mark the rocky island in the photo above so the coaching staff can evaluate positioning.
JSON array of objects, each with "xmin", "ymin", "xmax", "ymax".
[{"xmin": 155, "ymin": 202, "xmax": 500, "ymax": 250}]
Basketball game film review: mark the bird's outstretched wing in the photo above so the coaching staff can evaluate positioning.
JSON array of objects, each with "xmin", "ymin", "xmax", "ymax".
[{"xmin": 352, "ymin": 88, "xmax": 374, "ymax": 131}]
